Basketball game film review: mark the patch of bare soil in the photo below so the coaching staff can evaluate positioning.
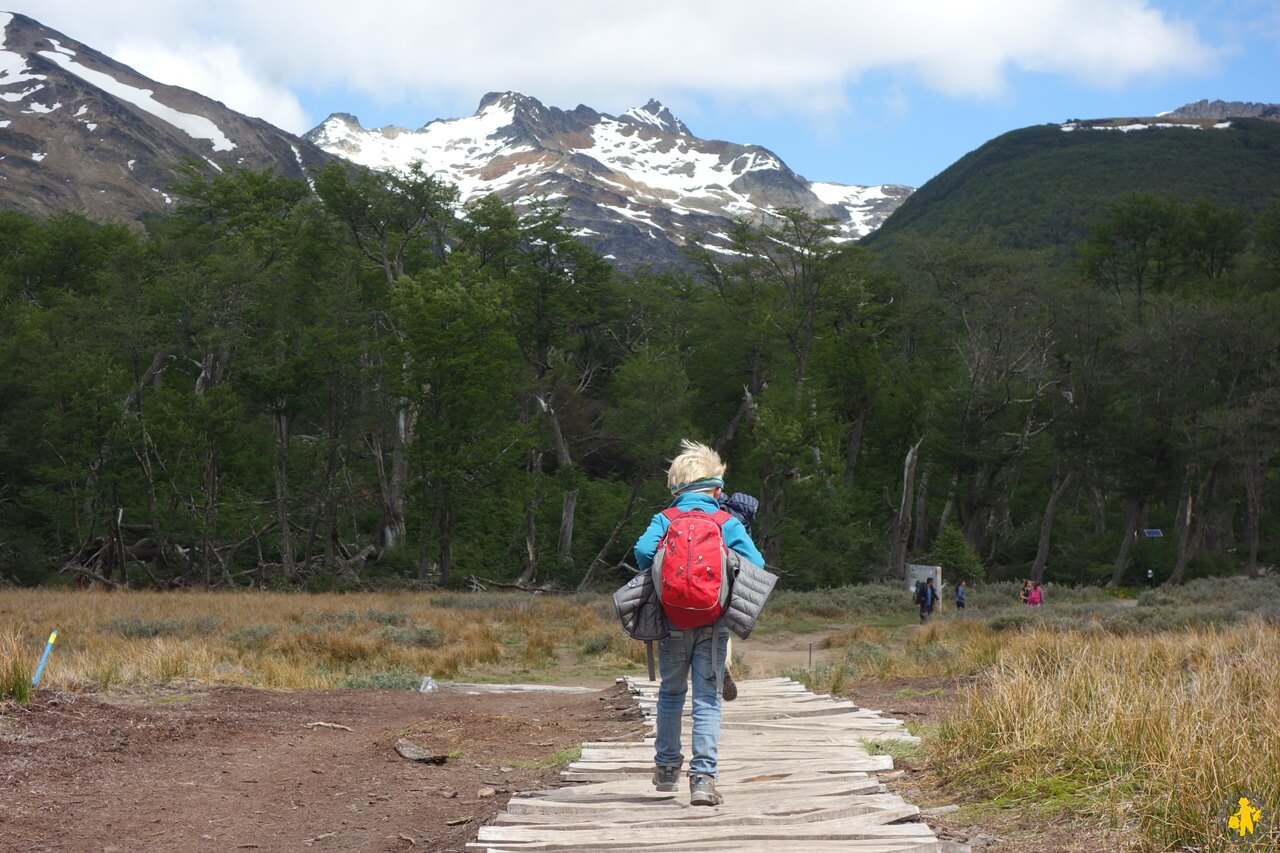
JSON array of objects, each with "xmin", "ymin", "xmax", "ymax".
[
  {"xmin": 0, "ymin": 682, "xmax": 645, "ymax": 853},
  {"xmin": 844, "ymin": 677, "xmax": 1138, "ymax": 853}
]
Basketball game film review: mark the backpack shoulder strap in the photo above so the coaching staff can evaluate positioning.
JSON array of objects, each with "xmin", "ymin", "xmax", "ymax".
[
  {"xmin": 710, "ymin": 509, "xmax": 731, "ymax": 526},
  {"xmin": 661, "ymin": 507, "xmax": 683, "ymax": 522}
]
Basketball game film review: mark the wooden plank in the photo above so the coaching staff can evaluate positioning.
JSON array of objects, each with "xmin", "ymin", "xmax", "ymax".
[
  {"xmin": 471, "ymin": 677, "xmax": 939, "ymax": 853},
  {"xmin": 476, "ymin": 813, "xmax": 933, "ymax": 843}
]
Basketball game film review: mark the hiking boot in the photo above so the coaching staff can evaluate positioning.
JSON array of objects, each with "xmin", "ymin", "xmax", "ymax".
[
  {"xmin": 652, "ymin": 764, "xmax": 680, "ymax": 792},
  {"xmin": 721, "ymin": 669, "xmax": 738, "ymax": 701},
  {"xmin": 689, "ymin": 773, "xmax": 723, "ymax": 806}
]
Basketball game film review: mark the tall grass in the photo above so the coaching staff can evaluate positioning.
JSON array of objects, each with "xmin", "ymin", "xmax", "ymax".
[
  {"xmin": 0, "ymin": 632, "xmax": 34, "ymax": 703},
  {"xmin": 933, "ymin": 621, "xmax": 1280, "ymax": 852},
  {"xmin": 0, "ymin": 589, "xmax": 643, "ymax": 691}
]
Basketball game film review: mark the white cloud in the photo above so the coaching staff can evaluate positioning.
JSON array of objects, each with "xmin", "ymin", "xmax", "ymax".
[
  {"xmin": 113, "ymin": 40, "xmax": 309, "ymax": 132},
  {"xmin": 12, "ymin": 0, "xmax": 1217, "ymax": 129}
]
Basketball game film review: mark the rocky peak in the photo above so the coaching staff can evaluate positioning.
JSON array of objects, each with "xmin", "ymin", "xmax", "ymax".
[
  {"xmin": 620, "ymin": 99, "xmax": 691, "ymax": 136},
  {"xmin": 1166, "ymin": 99, "xmax": 1280, "ymax": 120}
]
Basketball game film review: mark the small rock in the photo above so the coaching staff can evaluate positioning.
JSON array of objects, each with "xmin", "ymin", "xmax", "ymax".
[
  {"xmin": 880, "ymin": 770, "xmax": 905, "ymax": 781},
  {"xmin": 441, "ymin": 790, "xmax": 458, "ymax": 799},
  {"xmin": 477, "ymin": 787, "xmax": 497, "ymax": 798},
  {"xmin": 499, "ymin": 766, "xmax": 514, "ymax": 773},
  {"xmin": 968, "ymin": 835, "xmax": 1000, "ymax": 849},
  {"xmin": 921, "ymin": 804, "xmax": 961, "ymax": 816},
  {"xmin": 395, "ymin": 738, "xmax": 447, "ymax": 764}
]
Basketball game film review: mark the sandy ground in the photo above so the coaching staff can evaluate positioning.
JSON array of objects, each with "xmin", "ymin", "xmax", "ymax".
[{"xmin": 0, "ymin": 682, "xmax": 645, "ymax": 853}]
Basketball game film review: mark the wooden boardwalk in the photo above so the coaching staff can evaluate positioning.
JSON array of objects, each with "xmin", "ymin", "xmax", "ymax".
[{"xmin": 469, "ymin": 676, "xmax": 941, "ymax": 852}]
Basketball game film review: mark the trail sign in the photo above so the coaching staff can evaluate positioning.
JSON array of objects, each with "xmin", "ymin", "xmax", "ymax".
[{"xmin": 1143, "ymin": 529, "xmax": 1164, "ymax": 538}]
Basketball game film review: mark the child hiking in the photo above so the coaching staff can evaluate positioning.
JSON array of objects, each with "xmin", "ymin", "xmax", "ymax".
[{"xmin": 633, "ymin": 439, "xmax": 765, "ymax": 807}]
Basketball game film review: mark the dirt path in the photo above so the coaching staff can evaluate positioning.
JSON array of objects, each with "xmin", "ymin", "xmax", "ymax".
[{"xmin": 0, "ymin": 683, "xmax": 645, "ymax": 853}]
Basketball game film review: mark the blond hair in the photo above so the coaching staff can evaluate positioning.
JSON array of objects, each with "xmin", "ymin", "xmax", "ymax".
[{"xmin": 667, "ymin": 439, "xmax": 726, "ymax": 494}]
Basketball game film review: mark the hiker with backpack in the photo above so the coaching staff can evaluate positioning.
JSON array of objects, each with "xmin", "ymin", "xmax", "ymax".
[
  {"xmin": 916, "ymin": 576, "xmax": 937, "ymax": 623},
  {"xmin": 632, "ymin": 439, "xmax": 766, "ymax": 807}
]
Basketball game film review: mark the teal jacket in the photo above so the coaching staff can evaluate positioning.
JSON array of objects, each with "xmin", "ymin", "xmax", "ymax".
[{"xmin": 633, "ymin": 492, "xmax": 765, "ymax": 570}]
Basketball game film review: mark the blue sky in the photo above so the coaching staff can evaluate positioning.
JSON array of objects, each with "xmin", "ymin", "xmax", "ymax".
[{"xmin": 13, "ymin": 1, "xmax": 1279, "ymax": 188}]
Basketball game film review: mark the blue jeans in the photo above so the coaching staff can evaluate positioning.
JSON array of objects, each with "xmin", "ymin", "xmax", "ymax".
[{"xmin": 655, "ymin": 625, "xmax": 727, "ymax": 777}]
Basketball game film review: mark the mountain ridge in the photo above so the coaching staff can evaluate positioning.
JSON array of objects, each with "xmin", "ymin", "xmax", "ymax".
[
  {"xmin": 305, "ymin": 92, "xmax": 912, "ymax": 269},
  {"xmin": 0, "ymin": 11, "xmax": 332, "ymax": 223},
  {"xmin": 868, "ymin": 110, "xmax": 1280, "ymax": 256}
]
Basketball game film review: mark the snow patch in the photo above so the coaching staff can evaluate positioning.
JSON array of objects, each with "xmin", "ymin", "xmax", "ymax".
[
  {"xmin": 1060, "ymin": 121, "xmax": 1230, "ymax": 133},
  {"xmin": 32, "ymin": 152, "xmax": 46, "ymax": 161},
  {"xmin": 37, "ymin": 46, "xmax": 236, "ymax": 151}
]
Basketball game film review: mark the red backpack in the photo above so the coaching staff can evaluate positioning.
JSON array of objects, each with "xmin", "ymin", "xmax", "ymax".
[{"xmin": 651, "ymin": 507, "xmax": 731, "ymax": 630}]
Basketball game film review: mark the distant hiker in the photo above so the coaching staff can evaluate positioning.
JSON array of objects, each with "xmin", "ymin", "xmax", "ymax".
[
  {"xmin": 633, "ymin": 439, "xmax": 766, "ymax": 807},
  {"xmin": 917, "ymin": 576, "xmax": 937, "ymax": 623},
  {"xmin": 1020, "ymin": 580, "xmax": 1032, "ymax": 605},
  {"xmin": 955, "ymin": 579, "xmax": 966, "ymax": 610},
  {"xmin": 1028, "ymin": 581, "xmax": 1044, "ymax": 607}
]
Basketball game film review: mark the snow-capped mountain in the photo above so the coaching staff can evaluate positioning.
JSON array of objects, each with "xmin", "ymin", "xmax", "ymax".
[
  {"xmin": 0, "ymin": 10, "xmax": 911, "ymax": 269},
  {"xmin": 0, "ymin": 12, "xmax": 328, "ymax": 223},
  {"xmin": 307, "ymin": 92, "xmax": 912, "ymax": 269}
]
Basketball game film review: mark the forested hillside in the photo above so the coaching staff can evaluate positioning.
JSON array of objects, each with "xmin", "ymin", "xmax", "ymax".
[
  {"xmin": 1, "ymin": 162, "xmax": 1277, "ymax": 590},
  {"xmin": 868, "ymin": 118, "xmax": 1280, "ymax": 255}
]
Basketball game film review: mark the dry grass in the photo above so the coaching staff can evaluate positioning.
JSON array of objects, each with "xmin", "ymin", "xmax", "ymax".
[
  {"xmin": 933, "ymin": 620, "xmax": 1280, "ymax": 852},
  {"xmin": 0, "ymin": 589, "xmax": 641, "ymax": 690},
  {"xmin": 0, "ymin": 632, "xmax": 34, "ymax": 702}
]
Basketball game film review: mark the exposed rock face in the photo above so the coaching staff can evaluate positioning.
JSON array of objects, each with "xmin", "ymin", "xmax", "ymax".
[
  {"xmin": 0, "ymin": 11, "xmax": 912, "ymax": 270},
  {"xmin": 0, "ymin": 12, "xmax": 330, "ymax": 224},
  {"xmin": 1166, "ymin": 99, "xmax": 1280, "ymax": 121},
  {"xmin": 306, "ymin": 92, "xmax": 913, "ymax": 269}
]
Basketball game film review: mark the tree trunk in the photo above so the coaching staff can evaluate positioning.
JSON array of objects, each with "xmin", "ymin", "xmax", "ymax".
[
  {"xmin": 1091, "ymin": 485, "xmax": 1107, "ymax": 534},
  {"xmin": 1030, "ymin": 471, "xmax": 1075, "ymax": 583},
  {"xmin": 759, "ymin": 485, "xmax": 784, "ymax": 569},
  {"xmin": 416, "ymin": 494, "xmax": 434, "ymax": 585},
  {"xmin": 715, "ymin": 351, "xmax": 762, "ymax": 454},
  {"xmin": 1242, "ymin": 454, "xmax": 1265, "ymax": 578},
  {"xmin": 1166, "ymin": 462, "xmax": 1217, "ymax": 586},
  {"xmin": 913, "ymin": 468, "xmax": 931, "ymax": 553},
  {"xmin": 577, "ymin": 477, "xmax": 643, "ymax": 591},
  {"xmin": 558, "ymin": 488, "xmax": 579, "ymax": 564},
  {"xmin": 1166, "ymin": 483, "xmax": 1195, "ymax": 586},
  {"xmin": 889, "ymin": 439, "xmax": 922, "ymax": 580},
  {"xmin": 538, "ymin": 394, "xmax": 577, "ymax": 566},
  {"xmin": 936, "ymin": 472, "xmax": 958, "ymax": 537},
  {"xmin": 516, "ymin": 452, "xmax": 542, "ymax": 587},
  {"xmin": 384, "ymin": 405, "xmax": 415, "ymax": 549},
  {"xmin": 841, "ymin": 396, "xmax": 870, "ymax": 488},
  {"xmin": 438, "ymin": 508, "xmax": 454, "ymax": 587},
  {"xmin": 272, "ymin": 410, "xmax": 295, "ymax": 581},
  {"xmin": 1107, "ymin": 498, "xmax": 1143, "ymax": 587}
]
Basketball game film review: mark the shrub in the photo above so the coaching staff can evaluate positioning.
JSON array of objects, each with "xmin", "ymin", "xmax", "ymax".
[
  {"xmin": 365, "ymin": 608, "xmax": 408, "ymax": 626},
  {"xmin": 377, "ymin": 624, "xmax": 445, "ymax": 648},
  {"xmin": 113, "ymin": 619, "xmax": 183, "ymax": 638},
  {"xmin": 0, "ymin": 633, "xmax": 33, "ymax": 703},
  {"xmin": 228, "ymin": 623, "xmax": 277, "ymax": 649},
  {"xmin": 987, "ymin": 612, "xmax": 1032, "ymax": 632},
  {"xmin": 341, "ymin": 670, "xmax": 418, "ymax": 690},
  {"xmin": 925, "ymin": 525, "xmax": 986, "ymax": 581}
]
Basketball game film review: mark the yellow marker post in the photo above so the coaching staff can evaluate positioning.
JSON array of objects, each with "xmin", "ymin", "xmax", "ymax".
[{"xmin": 31, "ymin": 630, "xmax": 57, "ymax": 686}]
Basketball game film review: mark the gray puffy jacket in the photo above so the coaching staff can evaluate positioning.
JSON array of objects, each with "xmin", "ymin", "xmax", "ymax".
[{"xmin": 614, "ymin": 550, "xmax": 777, "ymax": 641}]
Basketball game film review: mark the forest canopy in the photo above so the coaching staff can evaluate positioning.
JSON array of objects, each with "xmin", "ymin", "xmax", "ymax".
[{"xmin": 1, "ymin": 163, "xmax": 1277, "ymax": 591}]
